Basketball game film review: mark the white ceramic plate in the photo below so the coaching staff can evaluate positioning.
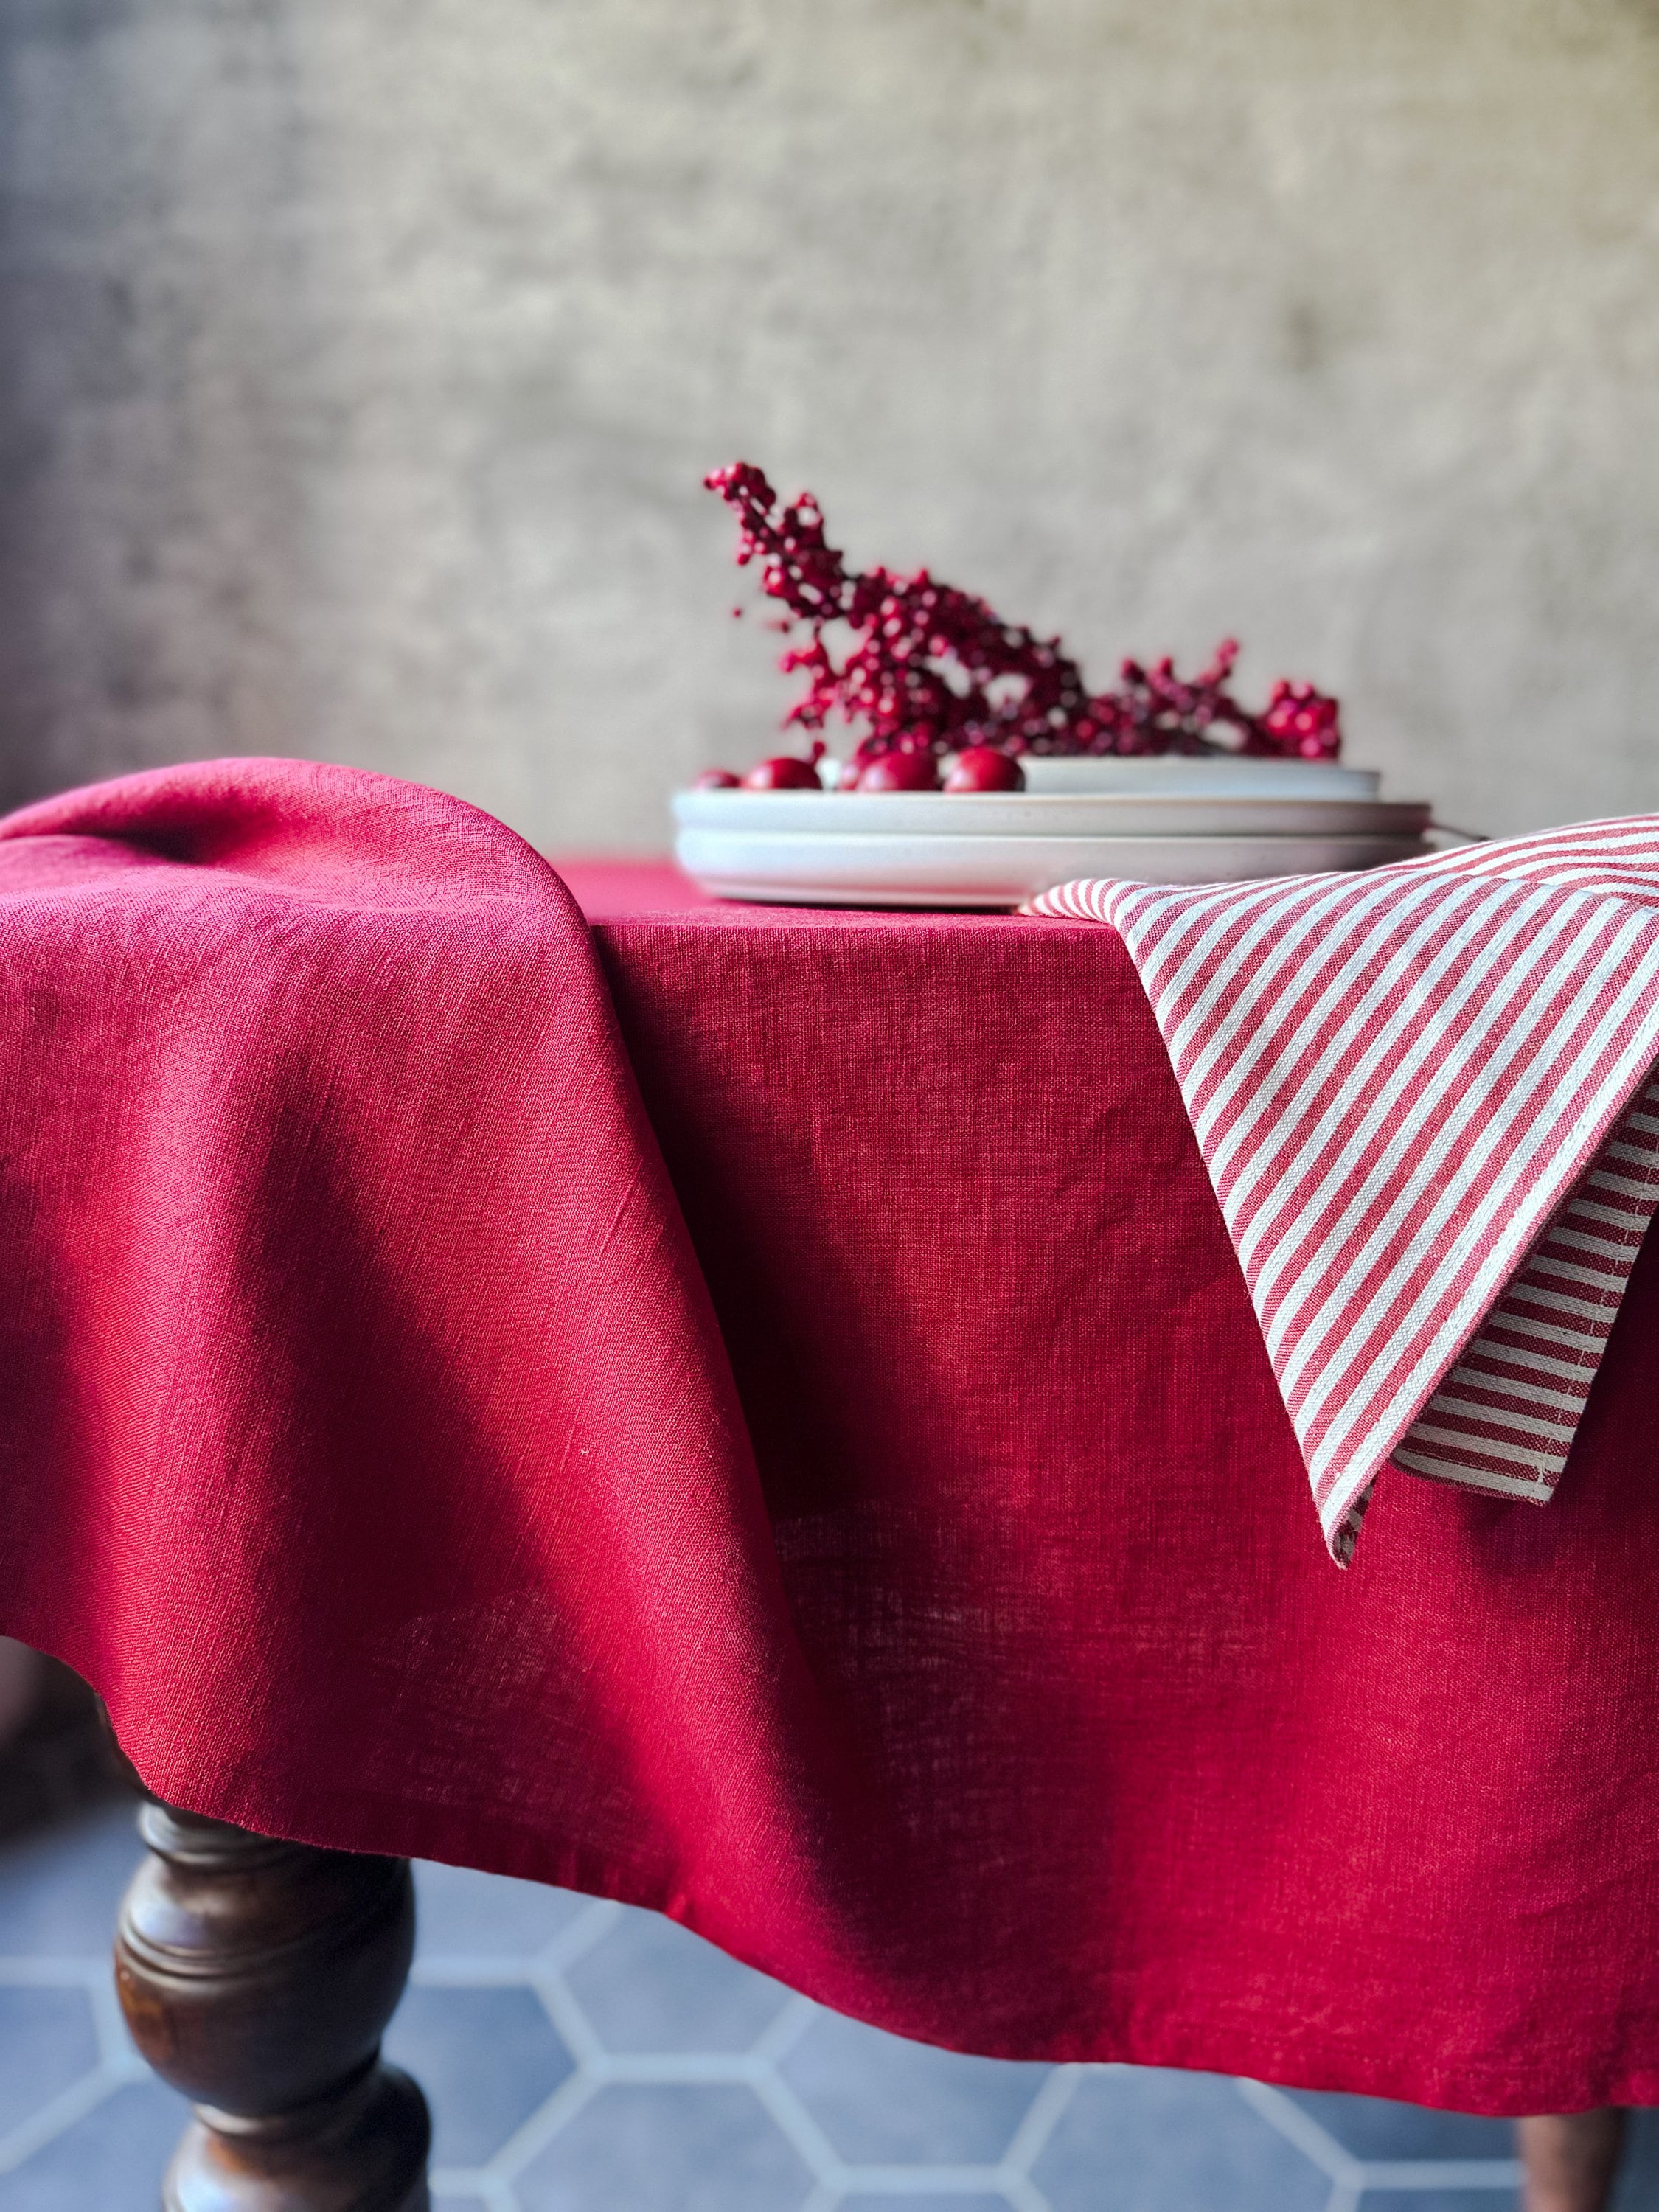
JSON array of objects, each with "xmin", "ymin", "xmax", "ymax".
[
  {"xmin": 815, "ymin": 756, "xmax": 1381, "ymax": 797},
  {"xmin": 675, "ymin": 789, "xmax": 1429, "ymax": 840},
  {"xmin": 674, "ymin": 827, "xmax": 1430, "ymax": 908},
  {"xmin": 1002, "ymin": 757, "xmax": 1378, "ymax": 797}
]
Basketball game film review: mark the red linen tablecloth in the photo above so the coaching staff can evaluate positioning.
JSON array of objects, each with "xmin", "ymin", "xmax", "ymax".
[{"xmin": 5, "ymin": 766, "xmax": 1659, "ymax": 2115}]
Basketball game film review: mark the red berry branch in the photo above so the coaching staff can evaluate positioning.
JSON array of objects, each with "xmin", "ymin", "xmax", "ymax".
[{"xmin": 705, "ymin": 461, "xmax": 1340, "ymax": 770}]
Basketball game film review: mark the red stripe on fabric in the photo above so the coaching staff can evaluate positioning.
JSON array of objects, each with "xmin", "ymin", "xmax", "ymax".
[
  {"xmin": 1393, "ymin": 1441, "xmax": 1555, "ymax": 1485},
  {"xmin": 1428, "ymin": 1382, "xmax": 1585, "ymax": 1430},
  {"xmin": 1455, "ymin": 1353, "xmax": 1599, "ymax": 1391}
]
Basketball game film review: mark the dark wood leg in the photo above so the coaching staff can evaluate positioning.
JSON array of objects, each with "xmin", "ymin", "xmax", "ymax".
[
  {"xmin": 1517, "ymin": 2110, "xmax": 1628, "ymax": 2212},
  {"xmin": 114, "ymin": 1801, "xmax": 431, "ymax": 2211}
]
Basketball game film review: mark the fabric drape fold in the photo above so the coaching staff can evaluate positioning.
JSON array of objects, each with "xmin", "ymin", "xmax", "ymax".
[
  {"xmin": 1030, "ymin": 820, "xmax": 1659, "ymax": 1558},
  {"xmin": 9, "ymin": 766, "xmax": 1659, "ymax": 2110}
]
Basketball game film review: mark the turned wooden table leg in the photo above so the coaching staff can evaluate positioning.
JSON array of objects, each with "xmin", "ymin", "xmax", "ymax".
[
  {"xmin": 114, "ymin": 1801, "xmax": 431, "ymax": 2211},
  {"xmin": 1518, "ymin": 2109, "xmax": 1628, "ymax": 2212}
]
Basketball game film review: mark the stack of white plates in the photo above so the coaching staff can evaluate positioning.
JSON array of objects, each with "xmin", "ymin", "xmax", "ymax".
[{"xmin": 674, "ymin": 757, "xmax": 1432, "ymax": 910}]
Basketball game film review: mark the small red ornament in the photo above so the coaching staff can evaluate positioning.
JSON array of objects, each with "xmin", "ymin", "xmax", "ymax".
[
  {"xmin": 943, "ymin": 747, "xmax": 1024, "ymax": 793},
  {"xmin": 694, "ymin": 768, "xmax": 741, "ymax": 790},
  {"xmin": 742, "ymin": 754, "xmax": 824, "ymax": 790},
  {"xmin": 857, "ymin": 751, "xmax": 940, "ymax": 792}
]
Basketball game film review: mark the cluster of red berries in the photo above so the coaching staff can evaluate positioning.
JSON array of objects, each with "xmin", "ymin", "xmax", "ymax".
[{"xmin": 702, "ymin": 461, "xmax": 1343, "ymax": 783}]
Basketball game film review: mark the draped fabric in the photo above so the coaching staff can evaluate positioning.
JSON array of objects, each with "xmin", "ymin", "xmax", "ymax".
[
  {"xmin": 1030, "ymin": 824, "xmax": 1659, "ymax": 1559},
  {"xmin": 4, "ymin": 764, "xmax": 1659, "ymax": 2115}
]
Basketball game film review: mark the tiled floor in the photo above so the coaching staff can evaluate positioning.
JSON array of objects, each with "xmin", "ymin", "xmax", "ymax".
[{"xmin": 1, "ymin": 1802, "xmax": 1656, "ymax": 2210}]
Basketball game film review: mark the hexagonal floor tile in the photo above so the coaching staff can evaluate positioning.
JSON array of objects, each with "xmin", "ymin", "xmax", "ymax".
[
  {"xmin": 0, "ymin": 1800, "xmax": 145, "ymax": 1958},
  {"xmin": 1358, "ymin": 2195, "xmax": 1517, "ymax": 2211},
  {"xmin": 0, "ymin": 1984, "xmax": 102, "ymax": 2138},
  {"xmin": 778, "ymin": 2008, "xmax": 1047, "ymax": 2166},
  {"xmin": 412, "ymin": 1859, "xmax": 589, "ymax": 1963},
  {"xmin": 1, "ymin": 2076, "xmax": 190, "ymax": 2212},
  {"xmin": 517, "ymin": 2082, "xmax": 813, "ymax": 2212},
  {"xmin": 382, "ymin": 1984, "xmax": 573, "ymax": 2167},
  {"xmin": 850, "ymin": 2199, "xmax": 1014, "ymax": 2210},
  {"xmin": 1282, "ymin": 2087, "xmax": 1514, "ymax": 2163},
  {"xmin": 563, "ymin": 1908, "xmax": 790, "ymax": 2053},
  {"xmin": 1032, "ymin": 2068, "xmax": 1330, "ymax": 2212}
]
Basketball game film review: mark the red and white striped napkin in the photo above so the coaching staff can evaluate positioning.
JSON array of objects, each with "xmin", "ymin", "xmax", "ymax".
[{"xmin": 1028, "ymin": 819, "xmax": 1659, "ymax": 1562}]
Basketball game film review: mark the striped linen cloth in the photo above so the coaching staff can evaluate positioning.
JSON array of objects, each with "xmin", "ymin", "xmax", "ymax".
[{"xmin": 1028, "ymin": 817, "xmax": 1659, "ymax": 1562}]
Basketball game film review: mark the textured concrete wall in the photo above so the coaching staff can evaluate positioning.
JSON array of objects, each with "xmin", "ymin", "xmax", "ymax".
[{"xmin": 1, "ymin": 0, "xmax": 1657, "ymax": 850}]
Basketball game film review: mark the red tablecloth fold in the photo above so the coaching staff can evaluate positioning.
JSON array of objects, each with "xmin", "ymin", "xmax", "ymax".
[{"xmin": 4, "ymin": 762, "xmax": 1659, "ymax": 2114}]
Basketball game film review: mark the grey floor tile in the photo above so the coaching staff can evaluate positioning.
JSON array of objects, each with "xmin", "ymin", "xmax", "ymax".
[
  {"xmin": 1032, "ymin": 2069, "xmax": 1330, "ymax": 2212},
  {"xmin": 1285, "ymin": 2086, "xmax": 1515, "ymax": 2162},
  {"xmin": 515, "ymin": 2082, "xmax": 812, "ymax": 2212},
  {"xmin": 779, "ymin": 2008, "xmax": 1047, "ymax": 2166},
  {"xmin": 1359, "ymin": 2196, "xmax": 1517, "ymax": 2211},
  {"xmin": 0, "ymin": 1800, "xmax": 143, "ymax": 1958},
  {"xmin": 412, "ymin": 1857, "xmax": 588, "ymax": 1962},
  {"xmin": 0, "ymin": 1986, "xmax": 102, "ymax": 2138},
  {"xmin": 0, "ymin": 1804, "xmax": 1596, "ymax": 2212},
  {"xmin": 848, "ymin": 2199, "xmax": 1014, "ymax": 2210},
  {"xmin": 0, "ymin": 2076, "xmax": 190, "ymax": 2211},
  {"xmin": 564, "ymin": 1910, "xmax": 790, "ymax": 2053},
  {"xmin": 1612, "ymin": 2107, "xmax": 1659, "ymax": 2212},
  {"xmin": 383, "ymin": 1983, "xmax": 574, "ymax": 2167}
]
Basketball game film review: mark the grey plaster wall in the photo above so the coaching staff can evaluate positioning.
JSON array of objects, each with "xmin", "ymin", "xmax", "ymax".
[{"xmin": 1, "ymin": 0, "xmax": 1656, "ymax": 851}]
